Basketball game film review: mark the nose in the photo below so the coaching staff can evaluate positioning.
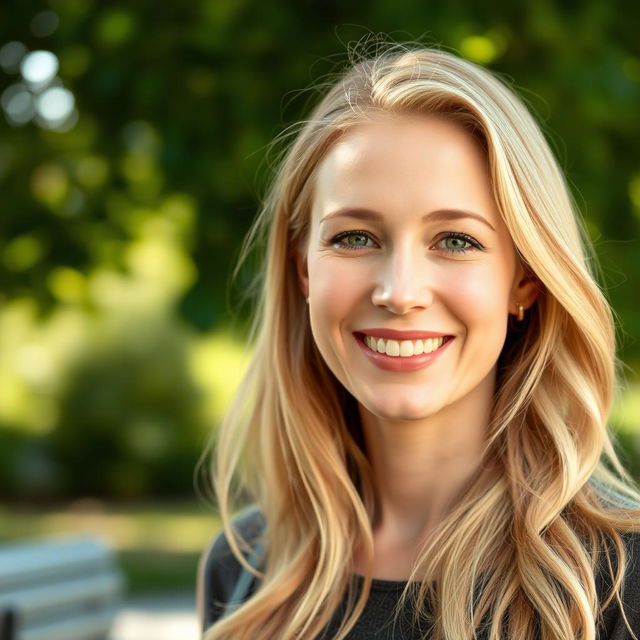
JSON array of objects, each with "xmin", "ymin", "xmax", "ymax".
[{"xmin": 371, "ymin": 244, "xmax": 434, "ymax": 314}]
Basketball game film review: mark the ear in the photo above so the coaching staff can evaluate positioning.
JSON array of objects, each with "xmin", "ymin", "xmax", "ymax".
[
  {"xmin": 510, "ymin": 259, "xmax": 540, "ymax": 315},
  {"xmin": 291, "ymin": 247, "xmax": 309, "ymax": 299}
]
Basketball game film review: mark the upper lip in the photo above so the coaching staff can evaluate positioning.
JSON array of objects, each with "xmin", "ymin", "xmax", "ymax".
[{"xmin": 355, "ymin": 328, "xmax": 453, "ymax": 340}]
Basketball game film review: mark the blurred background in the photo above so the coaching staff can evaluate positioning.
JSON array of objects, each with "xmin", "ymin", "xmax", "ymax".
[{"xmin": 1, "ymin": 1, "xmax": 639, "ymax": 638}]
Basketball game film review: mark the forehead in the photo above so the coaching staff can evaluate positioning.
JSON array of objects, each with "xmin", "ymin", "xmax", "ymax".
[
  {"xmin": 311, "ymin": 113, "xmax": 499, "ymax": 227},
  {"xmin": 331, "ymin": 112, "xmax": 486, "ymax": 163}
]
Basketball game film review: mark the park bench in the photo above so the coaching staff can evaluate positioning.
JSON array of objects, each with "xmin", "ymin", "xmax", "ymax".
[{"xmin": 0, "ymin": 535, "xmax": 125, "ymax": 640}]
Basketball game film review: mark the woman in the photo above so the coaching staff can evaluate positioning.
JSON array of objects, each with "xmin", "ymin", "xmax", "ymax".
[{"xmin": 196, "ymin": 43, "xmax": 640, "ymax": 639}]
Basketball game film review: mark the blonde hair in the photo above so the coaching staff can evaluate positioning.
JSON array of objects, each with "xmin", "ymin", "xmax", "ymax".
[{"xmin": 201, "ymin": 42, "xmax": 640, "ymax": 639}]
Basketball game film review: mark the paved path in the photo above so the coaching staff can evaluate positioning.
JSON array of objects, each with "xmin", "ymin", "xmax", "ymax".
[{"xmin": 109, "ymin": 592, "xmax": 199, "ymax": 640}]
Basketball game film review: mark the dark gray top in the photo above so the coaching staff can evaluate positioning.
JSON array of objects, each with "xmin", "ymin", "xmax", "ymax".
[{"xmin": 200, "ymin": 506, "xmax": 640, "ymax": 638}]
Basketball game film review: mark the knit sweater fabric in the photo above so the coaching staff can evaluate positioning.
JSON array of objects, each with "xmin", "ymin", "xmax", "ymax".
[{"xmin": 200, "ymin": 506, "xmax": 640, "ymax": 639}]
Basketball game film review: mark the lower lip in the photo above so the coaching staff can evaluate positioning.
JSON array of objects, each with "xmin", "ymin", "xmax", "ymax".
[{"xmin": 354, "ymin": 333, "xmax": 454, "ymax": 372}]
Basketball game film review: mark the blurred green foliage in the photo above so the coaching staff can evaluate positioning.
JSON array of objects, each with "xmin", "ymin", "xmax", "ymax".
[{"xmin": 0, "ymin": 1, "xmax": 639, "ymax": 499}]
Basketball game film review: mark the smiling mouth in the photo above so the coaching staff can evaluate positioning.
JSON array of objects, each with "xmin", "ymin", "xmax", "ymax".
[{"xmin": 355, "ymin": 333, "xmax": 453, "ymax": 358}]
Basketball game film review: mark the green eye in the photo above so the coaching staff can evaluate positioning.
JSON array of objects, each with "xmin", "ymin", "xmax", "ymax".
[
  {"xmin": 443, "ymin": 236, "xmax": 469, "ymax": 251},
  {"xmin": 439, "ymin": 232, "xmax": 482, "ymax": 254},
  {"xmin": 331, "ymin": 231, "xmax": 376, "ymax": 250},
  {"xmin": 346, "ymin": 234, "xmax": 370, "ymax": 247}
]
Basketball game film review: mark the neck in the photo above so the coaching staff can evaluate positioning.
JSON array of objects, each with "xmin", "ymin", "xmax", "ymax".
[{"xmin": 357, "ymin": 369, "xmax": 495, "ymax": 545}]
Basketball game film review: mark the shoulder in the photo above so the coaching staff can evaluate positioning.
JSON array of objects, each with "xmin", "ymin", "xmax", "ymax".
[
  {"xmin": 203, "ymin": 504, "xmax": 266, "ymax": 578},
  {"xmin": 598, "ymin": 530, "xmax": 640, "ymax": 639},
  {"xmin": 197, "ymin": 505, "xmax": 266, "ymax": 633}
]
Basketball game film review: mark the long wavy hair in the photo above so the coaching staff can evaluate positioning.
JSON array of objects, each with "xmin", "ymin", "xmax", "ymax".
[{"xmin": 200, "ymin": 42, "xmax": 640, "ymax": 640}]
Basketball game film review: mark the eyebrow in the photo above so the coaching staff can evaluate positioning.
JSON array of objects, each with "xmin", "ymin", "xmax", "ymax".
[{"xmin": 320, "ymin": 207, "xmax": 496, "ymax": 232}]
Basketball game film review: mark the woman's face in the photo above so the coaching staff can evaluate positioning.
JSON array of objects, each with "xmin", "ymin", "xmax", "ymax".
[{"xmin": 295, "ymin": 113, "xmax": 536, "ymax": 421}]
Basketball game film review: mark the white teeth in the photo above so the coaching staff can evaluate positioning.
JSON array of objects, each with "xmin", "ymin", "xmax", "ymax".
[
  {"xmin": 385, "ymin": 340, "xmax": 400, "ymax": 356},
  {"xmin": 364, "ymin": 335, "xmax": 446, "ymax": 357},
  {"xmin": 399, "ymin": 340, "xmax": 414, "ymax": 357}
]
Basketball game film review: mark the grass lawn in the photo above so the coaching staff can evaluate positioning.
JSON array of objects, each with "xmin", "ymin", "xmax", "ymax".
[{"xmin": 0, "ymin": 497, "xmax": 224, "ymax": 595}]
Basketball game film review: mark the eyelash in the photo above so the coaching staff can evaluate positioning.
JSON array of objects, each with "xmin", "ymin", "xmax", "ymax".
[{"xmin": 328, "ymin": 230, "xmax": 484, "ymax": 254}]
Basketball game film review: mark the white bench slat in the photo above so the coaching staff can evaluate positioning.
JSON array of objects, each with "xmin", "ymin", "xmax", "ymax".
[
  {"xmin": 0, "ymin": 571, "xmax": 123, "ymax": 617},
  {"xmin": 0, "ymin": 536, "xmax": 117, "ymax": 588},
  {"xmin": 0, "ymin": 534, "xmax": 124, "ymax": 639}
]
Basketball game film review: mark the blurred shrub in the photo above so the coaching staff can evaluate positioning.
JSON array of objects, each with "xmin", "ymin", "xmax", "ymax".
[
  {"xmin": 47, "ymin": 314, "xmax": 202, "ymax": 499},
  {"xmin": 0, "ymin": 294, "xmax": 255, "ymax": 500}
]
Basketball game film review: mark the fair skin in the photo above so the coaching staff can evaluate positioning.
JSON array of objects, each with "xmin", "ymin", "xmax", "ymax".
[{"xmin": 294, "ymin": 113, "xmax": 538, "ymax": 579}]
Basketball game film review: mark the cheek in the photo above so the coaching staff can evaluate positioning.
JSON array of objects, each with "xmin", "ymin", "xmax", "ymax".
[
  {"xmin": 309, "ymin": 259, "xmax": 371, "ymax": 315},
  {"xmin": 446, "ymin": 263, "xmax": 512, "ymax": 327},
  {"xmin": 307, "ymin": 258, "xmax": 372, "ymax": 367}
]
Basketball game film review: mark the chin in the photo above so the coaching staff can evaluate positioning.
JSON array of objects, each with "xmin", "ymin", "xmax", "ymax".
[{"xmin": 363, "ymin": 396, "xmax": 441, "ymax": 422}]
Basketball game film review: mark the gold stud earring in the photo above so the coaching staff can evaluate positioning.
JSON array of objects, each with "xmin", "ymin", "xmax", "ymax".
[{"xmin": 516, "ymin": 303, "xmax": 524, "ymax": 321}]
